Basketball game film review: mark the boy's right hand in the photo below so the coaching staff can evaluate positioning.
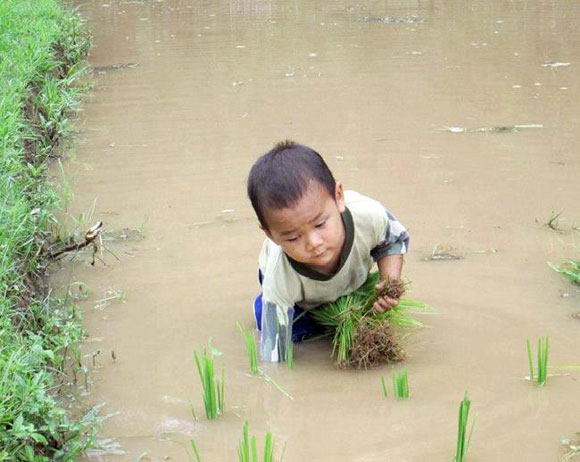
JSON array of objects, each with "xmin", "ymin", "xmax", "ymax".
[{"xmin": 373, "ymin": 281, "xmax": 399, "ymax": 312}]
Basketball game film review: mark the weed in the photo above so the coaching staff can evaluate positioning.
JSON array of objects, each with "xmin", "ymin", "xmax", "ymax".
[
  {"xmin": 193, "ymin": 348, "xmax": 225, "ymax": 419},
  {"xmin": 238, "ymin": 323, "xmax": 259, "ymax": 374},
  {"xmin": 238, "ymin": 421, "xmax": 276, "ymax": 462},
  {"xmin": 454, "ymin": 393, "xmax": 474, "ymax": 462},
  {"xmin": 392, "ymin": 369, "xmax": 410, "ymax": 398}
]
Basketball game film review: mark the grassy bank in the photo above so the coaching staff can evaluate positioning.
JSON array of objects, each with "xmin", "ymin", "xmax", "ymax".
[{"xmin": 0, "ymin": 0, "xmax": 94, "ymax": 459}]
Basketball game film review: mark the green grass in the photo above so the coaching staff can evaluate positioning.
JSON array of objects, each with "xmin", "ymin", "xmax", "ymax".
[
  {"xmin": 238, "ymin": 323, "xmax": 259, "ymax": 375},
  {"xmin": 392, "ymin": 369, "xmax": 410, "ymax": 399},
  {"xmin": 454, "ymin": 393, "xmax": 474, "ymax": 462},
  {"xmin": 0, "ymin": 0, "xmax": 95, "ymax": 458},
  {"xmin": 550, "ymin": 259, "xmax": 580, "ymax": 285},
  {"xmin": 312, "ymin": 272, "xmax": 427, "ymax": 365},
  {"xmin": 237, "ymin": 421, "xmax": 275, "ymax": 462},
  {"xmin": 193, "ymin": 348, "xmax": 225, "ymax": 419},
  {"xmin": 527, "ymin": 336, "xmax": 550, "ymax": 386}
]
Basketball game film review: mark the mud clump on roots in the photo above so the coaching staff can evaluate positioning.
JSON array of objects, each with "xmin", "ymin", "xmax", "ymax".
[
  {"xmin": 346, "ymin": 277, "xmax": 407, "ymax": 369},
  {"xmin": 377, "ymin": 277, "xmax": 406, "ymax": 300},
  {"xmin": 346, "ymin": 319, "xmax": 405, "ymax": 369}
]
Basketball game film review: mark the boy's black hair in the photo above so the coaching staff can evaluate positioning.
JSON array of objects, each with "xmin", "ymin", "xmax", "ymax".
[{"xmin": 247, "ymin": 140, "xmax": 336, "ymax": 229}]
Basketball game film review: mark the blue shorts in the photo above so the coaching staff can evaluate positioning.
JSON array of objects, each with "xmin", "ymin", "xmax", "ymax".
[{"xmin": 253, "ymin": 271, "xmax": 323, "ymax": 342}]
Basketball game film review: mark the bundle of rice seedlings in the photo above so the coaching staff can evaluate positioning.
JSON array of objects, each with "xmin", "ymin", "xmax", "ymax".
[{"xmin": 312, "ymin": 272, "xmax": 427, "ymax": 368}]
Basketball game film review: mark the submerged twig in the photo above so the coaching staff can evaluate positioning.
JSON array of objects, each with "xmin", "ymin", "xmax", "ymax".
[{"xmin": 50, "ymin": 221, "xmax": 103, "ymax": 264}]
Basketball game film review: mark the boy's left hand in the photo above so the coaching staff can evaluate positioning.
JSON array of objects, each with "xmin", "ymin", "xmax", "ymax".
[{"xmin": 372, "ymin": 281, "xmax": 399, "ymax": 313}]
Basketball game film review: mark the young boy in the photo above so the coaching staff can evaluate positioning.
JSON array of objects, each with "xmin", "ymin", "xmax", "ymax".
[{"xmin": 247, "ymin": 140, "xmax": 410, "ymax": 362}]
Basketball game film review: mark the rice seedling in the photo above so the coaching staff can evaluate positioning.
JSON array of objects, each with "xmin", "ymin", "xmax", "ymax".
[
  {"xmin": 526, "ymin": 339, "xmax": 534, "ymax": 381},
  {"xmin": 392, "ymin": 369, "xmax": 410, "ymax": 398},
  {"xmin": 193, "ymin": 348, "xmax": 225, "ymax": 419},
  {"xmin": 380, "ymin": 376, "xmax": 388, "ymax": 398},
  {"xmin": 238, "ymin": 323, "xmax": 259, "ymax": 375},
  {"xmin": 454, "ymin": 393, "xmax": 474, "ymax": 462},
  {"xmin": 526, "ymin": 336, "xmax": 549, "ymax": 385},
  {"xmin": 549, "ymin": 259, "xmax": 580, "ymax": 285},
  {"xmin": 538, "ymin": 336, "xmax": 549, "ymax": 385},
  {"xmin": 189, "ymin": 440, "xmax": 202, "ymax": 462},
  {"xmin": 237, "ymin": 421, "xmax": 275, "ymax": 462},
  {"xmin": 312, "ymin": 272, "xmax": 428, "ymax": 368}
]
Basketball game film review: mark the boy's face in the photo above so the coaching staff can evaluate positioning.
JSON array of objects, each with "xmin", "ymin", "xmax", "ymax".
[{"xmin": 262, "ymin": 180, "xmax": 346, "ymax": 275}]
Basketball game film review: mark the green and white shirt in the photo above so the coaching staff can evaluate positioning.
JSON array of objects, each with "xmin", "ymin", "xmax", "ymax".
[{"xmin": 258, "ymin": 190, "xmax": 410, "ymax": 362}]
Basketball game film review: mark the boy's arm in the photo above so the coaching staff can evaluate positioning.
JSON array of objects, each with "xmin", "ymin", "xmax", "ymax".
[
  {"xmin": 370, "ymin": 207, "xmax": 410, "ymax": 312},
  {"xmin": 377, "ymin": 253, "xmax": 404, "ymax": 280},
  {"xmin": 373, "ymin": 254, "xmax": 404, "ymax": 312}
]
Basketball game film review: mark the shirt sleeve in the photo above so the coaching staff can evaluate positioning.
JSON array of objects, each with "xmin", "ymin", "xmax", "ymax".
[
  {"xmin": 260, "ymin": 297, "xmax": 294, "ymax": 362},
  {"xmin": 370, "ymin": 207, "xmax": 410, "ymax": 262}
]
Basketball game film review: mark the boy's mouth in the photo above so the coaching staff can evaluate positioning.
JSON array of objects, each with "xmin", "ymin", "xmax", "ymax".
[{"xmin": 313, "ymin": 249, "xmax": 327, "ymax": 259}]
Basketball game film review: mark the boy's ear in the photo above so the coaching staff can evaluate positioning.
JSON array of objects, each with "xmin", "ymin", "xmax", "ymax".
[{"xmin": 335, "ymin": 181, "xmax": 346, "ymax": 213}]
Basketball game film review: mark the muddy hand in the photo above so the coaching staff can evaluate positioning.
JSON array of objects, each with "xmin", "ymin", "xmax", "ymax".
[{"xmin": 373, "ymin": 281, "xmax": 399, "ymax": 312}]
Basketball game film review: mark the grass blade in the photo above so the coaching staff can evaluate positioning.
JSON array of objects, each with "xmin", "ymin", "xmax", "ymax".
[{"xmin": 381, "ymin": 376, "xmax": 388, "ymax": 398}]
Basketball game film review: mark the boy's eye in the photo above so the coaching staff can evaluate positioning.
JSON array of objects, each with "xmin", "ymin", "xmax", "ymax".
[
  {"xmin": 315, "ymin": 220, "xmax": 326, "ymax": 228},
  {"xmin": 286, "ymin": 236, "xmax": 299, "ymax": 242}
]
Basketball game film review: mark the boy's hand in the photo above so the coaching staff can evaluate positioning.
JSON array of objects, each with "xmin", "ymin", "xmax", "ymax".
[{"xmin": 373, "ymin": 281, "xmax": 400, "ymax": 312}]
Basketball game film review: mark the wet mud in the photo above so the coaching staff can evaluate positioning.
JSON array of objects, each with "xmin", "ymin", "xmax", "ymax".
[{"xmin": 54, "ymin": 0, "xmax": 580, "ymax": 460}]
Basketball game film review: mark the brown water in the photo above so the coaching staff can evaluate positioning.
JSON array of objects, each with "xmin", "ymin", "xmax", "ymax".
[{"xmin": 53, "ymin": 0, "xmax": 580, "ymax": 460}]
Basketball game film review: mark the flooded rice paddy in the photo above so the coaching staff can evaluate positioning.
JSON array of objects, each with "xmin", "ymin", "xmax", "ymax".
[{"xmin": 55, "ymin": 0, "xmax": 580, "ymax": 460}]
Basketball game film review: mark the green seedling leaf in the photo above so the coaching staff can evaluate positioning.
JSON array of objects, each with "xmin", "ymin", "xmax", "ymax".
[{"xmin": 208, "ymin": 337, "xmax": 223, "ymax": 356}]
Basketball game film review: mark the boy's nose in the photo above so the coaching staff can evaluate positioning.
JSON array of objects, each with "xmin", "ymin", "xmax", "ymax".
[{"xmin": 306, "ymin": 231, "xmax": 323, "ymax": 251}]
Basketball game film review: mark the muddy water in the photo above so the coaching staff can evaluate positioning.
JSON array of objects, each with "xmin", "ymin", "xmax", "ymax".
[{"xmin": 55, "ymin": 0, "xmax": 580, "ymax": 460}]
